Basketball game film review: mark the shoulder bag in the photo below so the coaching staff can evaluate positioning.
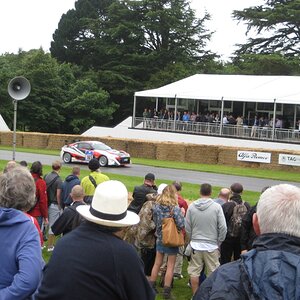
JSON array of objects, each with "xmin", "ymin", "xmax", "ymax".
[{"xmin": 162, "ymin": 208, "xmax": 184, "ymax": 247}]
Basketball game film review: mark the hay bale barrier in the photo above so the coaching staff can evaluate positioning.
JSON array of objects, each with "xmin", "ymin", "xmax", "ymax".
[{"xmin": 0, "ymin": 131, "xmax": 300, "ymax": 170}]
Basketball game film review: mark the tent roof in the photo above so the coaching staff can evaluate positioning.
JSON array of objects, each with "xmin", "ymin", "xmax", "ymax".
[{"xmin": 135, "ymin": 74, "xmax": 300, "ymax": 104}]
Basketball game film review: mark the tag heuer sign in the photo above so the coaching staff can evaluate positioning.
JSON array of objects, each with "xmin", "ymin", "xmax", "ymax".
[
  {"xmin": 279, "ymin": 154, "xmax": 300, "ymax": 167},
  {"xmin": 237, "ymin": 151, "xmax": 271, "ymax": 164}
]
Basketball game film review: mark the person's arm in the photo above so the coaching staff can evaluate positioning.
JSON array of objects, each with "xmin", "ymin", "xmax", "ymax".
[
  {"xmin": 38, "ymin": 179, "xmax": 48, "ymax": 222},
  {"xmin": 217, "ymin": 206, "xmax": 227, "ymax": 243},
  {"xmin": 174, "ymin": 206, "xmax": 185, "ymax": 231},
  {"xmin": 0, "ymin": 224, "xmax": 44, "ymax": 299}
]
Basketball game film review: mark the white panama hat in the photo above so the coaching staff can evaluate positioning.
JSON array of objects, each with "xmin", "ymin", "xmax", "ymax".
[{"xmin": 76, "ymin": 180, "xmax": 140, "ymax": 227}]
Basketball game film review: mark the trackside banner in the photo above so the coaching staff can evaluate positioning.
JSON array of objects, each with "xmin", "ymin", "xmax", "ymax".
[
  {"xmin": 237, "ymin": 151, "xmax": 271, "ymax": 164},
  {"xmin": 278, "ymin": 154, "xmax": 300, "ymax": 167}
]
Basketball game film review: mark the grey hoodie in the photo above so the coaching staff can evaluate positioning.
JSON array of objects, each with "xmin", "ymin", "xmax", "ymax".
[{"xmin": 185, "ymin": 198, "xmax": 227, "ymax": 246}]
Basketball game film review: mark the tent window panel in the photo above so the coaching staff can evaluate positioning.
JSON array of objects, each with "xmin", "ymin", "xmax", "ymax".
[{"xmin": 257, "ymin": 103, "xmax": 282, "ymax": 111}]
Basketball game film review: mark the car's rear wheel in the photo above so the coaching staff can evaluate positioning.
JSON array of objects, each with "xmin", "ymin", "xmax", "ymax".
[
  {"xmin": 99, "ymin": 156, "xmax": 108, "ymax": 167},
  {"xmin": 63, "ymin": 152, "xmax": 72, "ymax": 164}
]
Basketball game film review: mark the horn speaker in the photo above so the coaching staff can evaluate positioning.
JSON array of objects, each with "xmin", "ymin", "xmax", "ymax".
[{"xmin": 8, "ymin": 76, "xmax": 31, "ymax": 101}]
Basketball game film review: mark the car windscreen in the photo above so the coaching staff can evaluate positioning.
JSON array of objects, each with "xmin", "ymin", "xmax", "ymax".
[{"xmin": 92, "ymin": 143, "xmax": 112, "ymax": 151}]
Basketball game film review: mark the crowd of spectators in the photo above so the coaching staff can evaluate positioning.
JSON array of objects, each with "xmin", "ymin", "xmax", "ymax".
[{"xmin": 1, "ymin": 161, "xmax": 300, "ymax": 300}]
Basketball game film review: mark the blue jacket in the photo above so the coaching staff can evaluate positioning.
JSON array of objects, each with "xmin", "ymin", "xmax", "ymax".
[
  {"xmin": 0, "ymin": 208, "xmax": 44, "ymax": 300},
  {"xmin": 61, "ymin": 174, "xmax": 80, "ymax": 206},
  {"xmin": 195, "ymin": 233, "xmax": 300, "ymax": 300}
]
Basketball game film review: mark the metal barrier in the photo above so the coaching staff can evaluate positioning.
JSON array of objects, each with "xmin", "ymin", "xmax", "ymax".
[{"xmin": 134, "ymin": 117, "xmax": 300, "ymax": 143}]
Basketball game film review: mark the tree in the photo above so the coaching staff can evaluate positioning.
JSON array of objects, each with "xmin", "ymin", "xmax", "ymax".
[
  {"xmin": 227, "ymin": 53, "xmax": 300, "ymax": 75},
  {"xmin": 0, "ymin": 50, "xmax": 118, "ymax": 133},
  {"xmin": 50, "ymin": 0, "xmax": 215, "ymax": 124},
  {"xmin": 233, "ymin": 0, "xmax": 300, "ymax": 56},
  {"xmin": 63, "ymin": 78, "xmax": 118, "ymax": 133}
]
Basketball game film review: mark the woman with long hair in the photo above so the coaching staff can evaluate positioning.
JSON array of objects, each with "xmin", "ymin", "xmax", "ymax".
[{"xmin": 149, "ymin": 184, "xmax": 185, "ymax": 299}]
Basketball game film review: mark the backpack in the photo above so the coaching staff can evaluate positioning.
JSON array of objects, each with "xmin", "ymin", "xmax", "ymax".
[{"xmin": 227, "ymin": 202, "xmax": 247, "ymax": 238}]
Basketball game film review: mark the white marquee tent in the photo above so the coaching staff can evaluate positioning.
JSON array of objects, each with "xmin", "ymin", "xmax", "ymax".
[
  {"xmin": 134, "ymin": 74, "xmax": 300, "ymax": 104},
  {"xmin": 133, "ymin": 74, "xmax": 300, "ymax": 138}
]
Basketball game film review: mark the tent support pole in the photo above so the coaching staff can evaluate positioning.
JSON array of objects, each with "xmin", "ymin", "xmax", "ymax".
[
  {"xmin": 132, "ymin": 95, "xmax": 137, "ymax": 128},
  {"xmin": 173, "ymin": 95, "xmax": 178, "ymax": 131},
  {"xmin": 155, "ymin": 97, "xmax": 158, "ymax": 111},
  {"xmin": 293, "ymin": 104, "xmax": 297, "ymax": 129},
  {"xmin": 242, "ymin": 102, "xmax": 245, "ymax": 118},
  {"xmin": 271, "ymin": 99, "xmax": 276, "ymax": 140},
  {"xmin": 219, "ymin": 97, "xmax": 224, "ymax": 135}
]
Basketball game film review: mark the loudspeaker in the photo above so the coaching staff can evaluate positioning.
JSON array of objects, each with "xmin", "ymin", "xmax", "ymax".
[{"xmin": 8, "ymin": 76, "xmax": 31, "ymax": 101}]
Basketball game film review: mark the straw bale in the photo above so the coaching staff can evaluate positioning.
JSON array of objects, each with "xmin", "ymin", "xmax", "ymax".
[
  {"xmin": 185, "ymin": 144, "xmax": 218, "ymax": 164},
  {"xmin": 156, "ymin": 142, "xmax": 185, "ymax": 161},
  {"xmin": 127, "ymin": 140, "xmax": 156, "ymax": 158}
]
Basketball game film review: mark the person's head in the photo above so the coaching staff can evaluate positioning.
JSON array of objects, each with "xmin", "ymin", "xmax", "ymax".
[
  {"xmin": 72, "ymin": 166, "xmax": 80, "ymax": 176},
  {"xmin": 0, "ymin": 166, "xmax": 36, "ymax": 212},
  {"xmin": 144, "ymin": 173, "xmax": 155, "ymax": 186},
  {"xmin": 88, "ymin": 158, "xmax": 100, "ymax": 172},
  {"xmin": 52, "ymin": 160, "xmax": 62, "ymax": 172},
  {"xmin": 230, "ymin": 183, "xmax": 243, "ymax": 195},
  {"xmin": 19, "ymin": 160, "xmax": 28, "ymax": 167},
  {"xmin": 157, "ymin": 184, "xmax": 178, "ymax": 206},
  {"xmin": 76, "ymin": 180, "xmax": 139, "ymax": 229},
  {"xmin": 3, "ymin": 161, "xmax": 18, "ymax": 173},
  {"xmin": 200, "ymin": 183, "xmax": 212, "ymax": 197},
  {"xmin": 30, "ymin": 161, "xmax": 43, "ymax": 177},
  {"xmin": 218, "ymin": 188, "xmax": 230, "ymax": 202},
  {"xmin": 253, "ymin": 184, "xmax": 300, "ymax": 238},
  {"xmin": 70, "ymin": 185, "xmax": 85, "ymax": 202},
  {"xmin": 172, "ymin": 181, "xmax": 182, "ymax": 192}
]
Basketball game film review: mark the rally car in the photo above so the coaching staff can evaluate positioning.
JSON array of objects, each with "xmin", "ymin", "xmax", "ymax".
[{"xmin": 60, "ymin": 141, "xmax": 130, "ymax": 167}]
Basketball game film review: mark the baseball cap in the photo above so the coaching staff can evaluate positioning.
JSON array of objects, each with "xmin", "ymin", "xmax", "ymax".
[{"xmin": 145, "ymin": 173, "xmax": 155, "ymax": 181}]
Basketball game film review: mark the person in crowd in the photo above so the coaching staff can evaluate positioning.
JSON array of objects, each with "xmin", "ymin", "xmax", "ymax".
[
  {"xmin": 28, "ymin": 161, "xmax": 48, "ymax": 231},
  {"xmin": 125, "ymin": 183, "xmax": 168, "ymax": 279},
  {"xmin": 240, "ymin": 186, "xmax": 270, "ymax": 254},
  {"xmin": 0, "ymin": 166, "xmax": 44, "ymax": 299},
  {"xmin": 3, "ymin": 160, "xmax": 17, "ymax": 173},
  {"xmin": 194, "ymin": 184, "xmax": 300, "ymax": 300},
  {"xmin": 128, "ymin": 173, "xmax": 157, "ymax": 214},
  {"xmin": 81, "ymin": 158, "xmax": 109, "ymax": 204},
  {"xmin": 149, "ymin": 184, "xmax": 185, "ymax": 299},
  {"xmin": 19, "ymin": 160, "xmax": 28, "ymax": 167},
  {"xmin": 172, "ymin": 181, "xmax": 188, "ymax": 279},
  {"xmin": 51, "ymin": 185, "xmax": 86, "ymax": 236},
  {"xmin": 36, "ymin": 180, "xmax": 155, "ymax": 300},
  {"xmin": 220, "ymin": 183, "xmax": 250, "ymax": 264},
  {"xmin": 185, "ymin": 183, "xmax": 227, "ymax": 296},
  {"xmin": 213, "ymin": 187, "xmax": 230, "ymax": 206},
  {"xmin": 251, "ymin": 115, "xmax": 259, "ymax": 137},
  {"xmin": 61, "ymin": 166, "xmax": 81, "ymax": 208},
  {"xmin": 44, "ymin": 160, "xmax": 63, "ymax": 252}
]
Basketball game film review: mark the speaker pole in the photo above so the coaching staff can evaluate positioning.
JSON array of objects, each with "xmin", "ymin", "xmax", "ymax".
[
  {"xmin": 7, "ymin": 76, "xmax": 31, "ymax": 161},
  {"xmin": 12, "ymin": 100, "xmax": 18, "ymax": 161}
]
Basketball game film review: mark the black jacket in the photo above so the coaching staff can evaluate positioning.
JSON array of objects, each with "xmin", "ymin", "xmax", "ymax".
[
  {"xmin": 128, "ymin": 184, "xmax": 157, "ymax": 214},
  {"xmin": 240, "ymin": 204, "xmax": 257, "ymax": 251},
  {"xmin": 194, "ymin": 233, "xmax": 300, "ymax": 300},
  {"xmin": 36, "ymin": 222, "xmax": 155, "ymax": 300}
]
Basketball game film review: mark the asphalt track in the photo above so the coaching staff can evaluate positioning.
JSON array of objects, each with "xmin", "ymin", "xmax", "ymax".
[{"xmin": 1, "ymin": 150, "xmax": 300, "ymax": 192}]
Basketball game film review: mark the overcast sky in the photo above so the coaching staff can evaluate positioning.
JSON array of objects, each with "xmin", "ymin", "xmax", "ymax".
[{"xmin": 0, "ymin": 0, "xmax": 264, "ymax": 60}]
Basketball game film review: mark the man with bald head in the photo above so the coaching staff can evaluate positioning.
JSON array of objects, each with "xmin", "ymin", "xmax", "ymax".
[
  {"xmin": 214, "ymin": 188, "xmax": 230, "ymax": 206},
  {"xmin": 51, "ymin": 185, "xmax": 86, "ymax": 236}
]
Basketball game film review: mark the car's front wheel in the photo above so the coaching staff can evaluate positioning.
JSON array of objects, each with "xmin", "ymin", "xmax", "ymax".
[
  {"xmin": 63, "ymin": 152, "xmax": 72, "ymax": 164},
  {"xmin": 99, "ymin": 156, "xmax": 108, "ymax": 167}
]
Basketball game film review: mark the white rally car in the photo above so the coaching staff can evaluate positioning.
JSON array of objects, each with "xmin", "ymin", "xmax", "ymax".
[{"xmin": 60, "ymin": 140, "xmax": 130, "ymax": 167}]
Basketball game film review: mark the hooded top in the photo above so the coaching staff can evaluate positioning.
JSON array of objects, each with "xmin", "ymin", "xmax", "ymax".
[
  {"xmin": 0, "ymin": 208, "xmax": 44, "ymax": 300},
  {"xmin": 195, "ymin": 233, "xmax": 300, "ymax": 300},
  {"xmin": 61, "ymin": 174, "xmax": 81, "ymax": 206},
  {"xmin": 185, "ymin": 198, "xmax": 227, "ymax": 246}
]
